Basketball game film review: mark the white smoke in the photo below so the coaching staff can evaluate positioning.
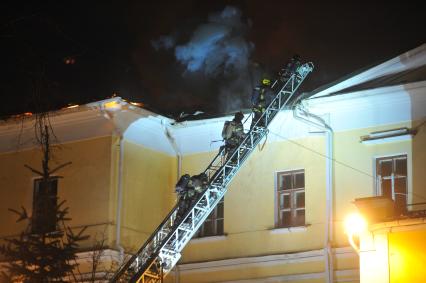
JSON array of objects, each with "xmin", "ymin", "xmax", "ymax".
[
  {"xmin": 174, "ymin": 6, "xmax": 253, "ymax": 77},
  {"xmin": 151, "ymin": 6, "xmax": 256, "ymax": 113}
]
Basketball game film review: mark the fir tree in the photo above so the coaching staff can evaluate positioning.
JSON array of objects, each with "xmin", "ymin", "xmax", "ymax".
[{"xmin": 0, "ymin": 118, "xmax": 88, "ymax": 282}]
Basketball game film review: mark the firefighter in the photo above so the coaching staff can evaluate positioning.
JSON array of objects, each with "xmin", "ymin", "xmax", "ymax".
[
  {"xmin": 175, "ymin": 173, "xmax": 208, "ymax": 223},
  {"xmin": 175, "ymin": 182, "xmax": 196, "ymax": 222},
  {"xmin": 189, "ymin": 173, "xmax": 208, "ymax": 204},
  {"xmin": 190, "ymin": 173, "xmax": 208, "ymax": 194},
  {"xmin": 222, "ymin": 111, "xmax": 245, "ymax": 159},
  {"xmin": 175, "ymin": 174, "xmax": 190, "ymax": 195},
  {"xmin": 279, "ymin": 54, "xmax": 301, "ymax": 82},
  {"xmin": 250, "ymin": 78, "xmax": 271, "ymax": 129}
]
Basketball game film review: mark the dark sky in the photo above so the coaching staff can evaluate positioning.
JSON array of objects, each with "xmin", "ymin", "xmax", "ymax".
[{"xmin": 1, "ymin": 1, "xmax": 425, "ymax": 118}]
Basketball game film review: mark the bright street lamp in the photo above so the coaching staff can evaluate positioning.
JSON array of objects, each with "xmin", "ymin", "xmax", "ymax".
[{"xmin": 344, "ymin": 213, "xmax": 367, "ymax": 253}]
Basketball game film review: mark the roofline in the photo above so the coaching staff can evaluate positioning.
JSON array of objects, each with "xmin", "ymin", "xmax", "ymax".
[
  {"xmin": 307, "ymin": 80, "xmax": 426, "ymax": 106},
  {"xmin": 0, "ymin": 96, "xmax": 174, "ymax": 126},
  {"xmin": 309, "ymin": 43, "xmax": 426, "ymax": 99}
]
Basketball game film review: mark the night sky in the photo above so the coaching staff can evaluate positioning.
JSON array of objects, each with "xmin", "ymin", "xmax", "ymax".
[{"xmin": 1, "ymin": 1, "xmax": 425, "ymax": 119}]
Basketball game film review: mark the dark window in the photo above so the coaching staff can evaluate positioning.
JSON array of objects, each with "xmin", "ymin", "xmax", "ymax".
[
  {"xmin": 276, "ymin": 170, "xmax": 305, "ymax": 228},
  {"xmin": 32, "ymin": 177, "xmax": 58, "ymax": 234},
  {"xmin": 194, "ymin": 197, "xmax": 224, "ymax": 238},
  {"xmin": 376, "ymin": 155, "xmax": 407, "ymax": 215}
]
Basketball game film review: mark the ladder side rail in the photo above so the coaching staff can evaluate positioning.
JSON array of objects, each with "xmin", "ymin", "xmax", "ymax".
[{"xmin": 112, "ymin": 62, "xmax": 314, "ymax": 282}]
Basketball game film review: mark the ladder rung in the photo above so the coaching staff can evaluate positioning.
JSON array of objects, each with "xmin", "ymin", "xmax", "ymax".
[
  {"xmin": 177, "ymin": 226, "xmax": 192, "ymax": 233},
  {"xmin": 194, "ymin": 205, "xmax": 208, "ymax": 212}
]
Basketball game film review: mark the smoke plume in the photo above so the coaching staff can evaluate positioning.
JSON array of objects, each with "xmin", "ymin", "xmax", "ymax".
[{"xmin": 151, "ymin": 6, "xmax": 256, "ymax": 113}]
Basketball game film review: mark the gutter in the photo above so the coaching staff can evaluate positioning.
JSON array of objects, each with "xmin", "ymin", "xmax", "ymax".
[{"xmin": 293, "ymin": 102, "xmax": 334, "ymax": 283}]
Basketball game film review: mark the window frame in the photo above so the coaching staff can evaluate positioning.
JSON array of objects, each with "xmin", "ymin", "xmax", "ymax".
[
  {"xmin": 194, "ymin": 197, "xmax": 224, "ymax": 238},
  {"xmin": 275, "ymin": 169, "xmax": 305, "ymax": 228},
  {"xmin": 375, "ymin": 154, "xmax": 408, "ymax": 214}
]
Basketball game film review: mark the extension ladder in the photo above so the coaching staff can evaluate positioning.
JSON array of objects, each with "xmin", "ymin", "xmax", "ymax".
[{"xmin": 110, "ymin": 61, "xmax": 314, "ymax": 282}]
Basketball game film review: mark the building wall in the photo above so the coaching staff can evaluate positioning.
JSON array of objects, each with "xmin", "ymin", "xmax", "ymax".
[
  {"xmin": 0, "ymin": 136, "xmax": 114, "ymax": 250},
  {"xmin": 164, "ymin": 136, "xmax": 333, "ymax": 282},
  {"xmin": 333, "ymin": 122, "xmax": 412, "ymax": 245},
  {"xmin": 360, "ymin": 221, "xmax": 426, "ymax": 283},
  {"xmin": 119, "ymin": 140, "xmax": 177, "ymax": 251},
  {"xmin": 388, "ymin": 226, "xmax": 426, "ymax": 283},
  {"xmin": 181, "ymin": 137, "xmax": 326, "ymax": 262},
  {"xmin": 165, "ymin": 118, "xmax": 422, "ymax": 282}
]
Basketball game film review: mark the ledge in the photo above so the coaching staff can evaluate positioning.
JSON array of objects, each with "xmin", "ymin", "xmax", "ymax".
[
  {"xmin": 360, "ymin": 127, "xmax": 415, "ymax": 145},
  {"xmin": 361, "ymin": 134, "xmax": 413, "ymax": 144},
  {"xmin": 189, "ymin": 235, "xmax": 227, "ymax": 243},
  {"xmin": 270, "ymin": 226, "xmax": 307, "ymax": 234}
]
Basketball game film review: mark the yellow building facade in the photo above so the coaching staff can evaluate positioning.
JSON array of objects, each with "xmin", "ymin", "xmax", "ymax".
[{"xmin": 0, "ymin": 44, "xmax": 425, "ymax": 282}]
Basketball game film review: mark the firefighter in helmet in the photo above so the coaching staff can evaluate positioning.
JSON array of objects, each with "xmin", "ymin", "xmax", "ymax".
[
  {"xmin": 279, "ymin": 54, "xmax": 301, "ymax": 82},
  {"xmin": 222, "ymin": 111, "xmax": 245, "ymax": 159},
  {"xmin": 175, "ymin": 173, "xmax": 209, "ymax": 223},
  {"xmin": 250, "ymin": 78, "xmax": 271, "ymax": 129}
]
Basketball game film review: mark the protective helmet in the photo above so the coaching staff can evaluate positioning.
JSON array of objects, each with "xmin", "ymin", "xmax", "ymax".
[
  {"xmin": 234, "ymin": 111, "xmax": 244, "ymax": 121},
  {"xmin": 262, "ymin": 78, "xmax": 271, "ymax": 86},
  {"xmin": 182, "ymin": 174, "xmax": 190, "ymax": 180}
]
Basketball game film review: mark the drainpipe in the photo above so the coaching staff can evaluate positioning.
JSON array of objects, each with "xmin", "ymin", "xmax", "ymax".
[
  {"xmin": 161, "ymin": 120, "xmax": 181, "ymax": 283},
  {"xmin": 115, "ymin": 135, "xmax": 125, "ymax": 262},
  {"xmin": 293, "ymin": 103, "xmax": 334, "ymax": 283},
  {"xmin": 177, "ymin": 152, "xmax": 182, "ymax": 178}
]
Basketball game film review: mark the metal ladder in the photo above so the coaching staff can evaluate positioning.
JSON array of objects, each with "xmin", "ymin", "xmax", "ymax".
[{"xmin": 110, "ymin": 62, "xmax": 314, "ymax": 283}]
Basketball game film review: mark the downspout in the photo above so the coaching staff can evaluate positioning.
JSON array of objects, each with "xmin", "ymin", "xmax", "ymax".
[
  {"xmin": 161, "ymin": 120, "xmax": 181, "ymax": 283},
  {"xmin": 115, "ymin": 135, "xmax": 125, "ymax": 262},
  {"xmin": 293, "ymin": 102, "xmax": 334, "ymax": 283}
]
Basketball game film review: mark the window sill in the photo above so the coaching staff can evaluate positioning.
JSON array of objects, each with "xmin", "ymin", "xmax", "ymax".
[
  {"xmin": 190, "ymin": 234, "xmax": 227, "ymax": 243},
  {"xmin": 270, "ymin": 226, "xmax": 307, "ymax": 234}
]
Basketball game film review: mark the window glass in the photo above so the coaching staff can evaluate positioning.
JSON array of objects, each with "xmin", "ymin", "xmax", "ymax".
[
  {"xmin": 296, "ymin": 192, "xmax": 305, "ymax": 208},
  {"xmin": 395, "ymin": 158, "xmax": 407, "ymax": 175},
  {"xmin": 295, "ymin": 173, "xmax": 305, "ymax": 188},
  {"xmin": 379, "ymin": 160, "xmax": 392, "ymax": 177},
  {"xmin": 276, "ymin": 170, "xmax": 305, "ymax": 228},
  {"xmin": 32, "ymin": 177, "xmax": 58, "ymax": 234},
  {"xmin": 281, "ymin": 174, "xmax": 292, "ymax": 190},
  {"xmin": 376, "ymin": 155, "xmax": 407, "ymax": 215},
  {"xmin": 195, "ymin": 197, "xmax": 224, "ymax": 238},
  {"xmin": 283, "ymin": 194, "xmax": 291, "ymax": 209}
]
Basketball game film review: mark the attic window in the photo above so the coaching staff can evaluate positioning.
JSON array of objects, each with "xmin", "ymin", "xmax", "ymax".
[{"xmin": 360, "ymin": 127, "xmax": 414, "ymax": 145}]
